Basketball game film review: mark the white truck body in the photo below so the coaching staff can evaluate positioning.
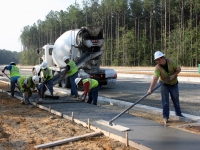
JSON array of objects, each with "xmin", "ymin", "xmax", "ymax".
[{"xmin": 33, "ymin": 26, "xmax": 117, "ymax": 88}]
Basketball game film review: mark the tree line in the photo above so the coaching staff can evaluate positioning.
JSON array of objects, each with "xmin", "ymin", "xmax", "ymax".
[
  {"xmin": 19, "ymin": 0, "xmax": 200, "ymax": 67},
  {"xmin": 0, "ymin": 49, "xmax": 20, "ymax": 65}
]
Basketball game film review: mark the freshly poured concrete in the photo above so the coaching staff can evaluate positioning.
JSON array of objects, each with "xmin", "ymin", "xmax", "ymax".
[{"xmin": 28, "ymin": 95, "xmax": 200, "ymax": 150}]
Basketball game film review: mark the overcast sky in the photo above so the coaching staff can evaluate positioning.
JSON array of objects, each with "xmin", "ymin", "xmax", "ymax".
[{"xmin": 0, "ymin": 0, "xmax": 82, "ymax": 52}]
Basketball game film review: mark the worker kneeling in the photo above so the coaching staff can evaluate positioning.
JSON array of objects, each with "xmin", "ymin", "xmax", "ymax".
[
  {"xmin": 38, "ymin": 62, "xmax": 54, "ymax": 100},
  {"xmin": 18, "ymin": 76, "xmax": 40, "ymax": 105},
  {"xmin": 75, "ymin": 78, "xmax": 99, "ymax": 105}
]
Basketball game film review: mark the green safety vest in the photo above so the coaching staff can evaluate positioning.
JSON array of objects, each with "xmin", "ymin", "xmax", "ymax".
[
  {"xmin": 18, "ymin": 76, "xmax": 35, "ymax": 91},
  {"xmin": 82, "ymin": 78, "xmax": 98, "ymax": 90},
  {"xmin": 10, "ymin": 65, "xmax": 20, "ymax": 78},
  {"xmin": 155, "ymin": 58, "xmax": 178, "ymax": 85},
  {"xmin": 41, "ymin": 67, "xmax": 53, "ymax": 81},
  {"xmin": 67, "ymin": 60, "xmax": 78, "ymax": 76}
]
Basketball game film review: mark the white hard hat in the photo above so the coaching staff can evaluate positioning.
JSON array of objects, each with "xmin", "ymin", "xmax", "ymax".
[
  {"xmin": 75, "ymin": 78, "xmax": 82, "ymax": 85},
  {"xmin": 32, "ymin": 76, "xmax": 39, "ymax": 84},
  {"xmin": 154, "ymin": 51, "xmax": 165, "ymax": 60},
  {"xmin": 10, "ymin": 62, "xmax": 16, "ymax": 65},
  {"xmin": 40, "ymin": 62, "xmax": 48, "ymax": 69},
  {"xmin": 63, "ymin": 56, "xmax": 69, "ymax": 61}
]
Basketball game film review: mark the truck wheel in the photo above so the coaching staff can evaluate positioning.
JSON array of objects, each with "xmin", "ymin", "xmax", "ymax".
[{"xmin": 61, "ymin": 76, "xmax": 71, "ymax": 88}]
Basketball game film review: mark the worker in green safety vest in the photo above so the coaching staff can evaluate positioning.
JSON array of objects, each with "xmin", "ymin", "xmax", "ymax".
[
  {"xmin": 61, "ymin": 56, "xmax": 79, "ymax": 98},
  {"xmin": 2, "ymin": 62, "xmax": 20, "ymax": 97},
  {"xmin": 18, "ymin": 75, "xmax": 40, "ymax": 105},
  {"xmin": 37, "ymin": 62, "xmax": 54, "ymax": 101},
  {"xmin": 75, "ymin": 77, "xmax": 99, "ymax": 105},
  {"xmin": 147, "ymin": 51, "xmax": 184, "ymax": 124}
]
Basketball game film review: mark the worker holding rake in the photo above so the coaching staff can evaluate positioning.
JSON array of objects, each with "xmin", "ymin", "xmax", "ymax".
[
  {"xmin": 148, "ymin": 51, "xmax": 184, "ymax": 124},
  {"xmin": 2, "ymin": 62, "xmax": 20, "ymax": 97}
]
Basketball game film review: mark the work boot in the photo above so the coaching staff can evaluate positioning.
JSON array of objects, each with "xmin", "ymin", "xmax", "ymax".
[
  {"xmin": 37, "ymin": 98, "xmax": 43, "ymax": 104},
  {"xmin": 177, "ymin": 114, "xmax": 185, "ymax": 118},
  {"xmin": 74, "ymin": 95, "xmax": 79, "ymax": 98},
  {"xmin": 163, "ymin": 118, "xmax": 168, "ymax": 124},
  {"xmin": 11, "ymin": 91, "xmax": 14, "ymax": 97}
]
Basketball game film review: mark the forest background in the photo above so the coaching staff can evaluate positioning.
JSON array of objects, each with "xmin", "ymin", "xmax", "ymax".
[{"xmin": 1, "ymin": 0, "xmax": 200, "ymax": 67}]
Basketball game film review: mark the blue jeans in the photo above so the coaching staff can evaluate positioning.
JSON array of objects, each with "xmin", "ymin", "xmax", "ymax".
[
  {"xmin": 41, "ymin": 78, "xmax": 54, "ymax": 95},
  {"xmin": 70, "ymin": 72, "xmax": 78, "ymax": 96},
  {"xmin": 160, "ymin": 82, "xmax": 182, "ymax": 118},
  {"xmin": 87, "ymin": 85, "xmax": 99, "ymax": 105},
  {"xmin": 10, "ymin": 76, "xmax": 20, "ymax": 92}
]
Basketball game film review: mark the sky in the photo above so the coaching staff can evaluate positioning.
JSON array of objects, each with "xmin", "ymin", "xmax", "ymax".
[{"xmin": 0, "ymin": 0, "xmax": 82, "ymax": 52}]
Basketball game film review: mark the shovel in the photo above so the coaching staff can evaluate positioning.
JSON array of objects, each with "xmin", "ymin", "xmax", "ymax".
[{"xmin": 3, "ymin": 72, "xmax": 21, "ymax": 91}]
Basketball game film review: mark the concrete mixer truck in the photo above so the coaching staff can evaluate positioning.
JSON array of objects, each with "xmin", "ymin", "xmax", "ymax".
[{"xmin": 32, "ymin": 26, "xmax": 117, "ymax": 88}]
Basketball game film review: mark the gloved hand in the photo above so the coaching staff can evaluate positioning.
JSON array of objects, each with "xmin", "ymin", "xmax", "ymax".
[{"xmin": 2, "ymin": 70, "xmax": 4, "ymax": 73}]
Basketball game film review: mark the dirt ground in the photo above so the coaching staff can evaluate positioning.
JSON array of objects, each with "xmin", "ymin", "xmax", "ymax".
[{"xmin": 0, "ymin": 81, "xmax": 200, "ymax": 150}]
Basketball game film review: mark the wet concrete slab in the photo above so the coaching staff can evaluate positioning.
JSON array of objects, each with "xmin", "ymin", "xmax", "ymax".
[{"xmin": 34, "ymin": 100, "xmax": 200, "ymax": 150}]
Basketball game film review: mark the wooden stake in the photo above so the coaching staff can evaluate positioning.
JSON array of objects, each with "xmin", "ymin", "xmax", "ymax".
[
  {"xmin": 71, "ymin": 112, "xmax": 74, "ymax": 122},
  {"xmin": 49, "ymin": 106, "xmax": 51, "ymax": 112},
  {"xmin": 126, "ymin": 132, "xmax": 129, "ymax": 147},
  {"xmin": 88, "ymin": 118, "xmax": 90, "ymax": 129}
]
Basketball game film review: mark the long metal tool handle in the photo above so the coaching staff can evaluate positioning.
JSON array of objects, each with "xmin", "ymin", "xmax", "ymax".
[
  {"xmin": 3, "ymin": 72, "xmax": 21, "ymax": 91},
  {"xmin": 108, "ymin": 79, "xmax": 169, "ymax": 126}
]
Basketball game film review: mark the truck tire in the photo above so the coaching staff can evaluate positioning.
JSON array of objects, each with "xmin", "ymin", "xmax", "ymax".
[{"xmin": 61, "ymin": 76, "xmax": 71, "ymax": 88}]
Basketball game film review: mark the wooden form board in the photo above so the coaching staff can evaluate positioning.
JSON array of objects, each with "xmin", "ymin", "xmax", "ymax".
[{"xmin": 34, "ymin": 132, "xmax": 102, "ymax": 149}]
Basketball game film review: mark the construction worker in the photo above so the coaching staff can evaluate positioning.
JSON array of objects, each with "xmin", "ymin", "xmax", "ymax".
[
  {"xmin": 61, "ymin": 56, "xmax": 79, "ymax": 98},
  {"xmin": 147, "ymin": 51, "xmax": 184, "ymax": 124},
  {"xmin": 18, "ymin": 75, "xmax": 40, "ymax": 105},
  {"xmin": 75, "ymin": 78, "xmax": 99, "ymax": 105},
  {"xmin": 38, "ymin": 62, "xmax": 54, "ymax": 100},
  {"xmin": 2, "ymin": 62, "xmax": 20, "ymax": 97}
]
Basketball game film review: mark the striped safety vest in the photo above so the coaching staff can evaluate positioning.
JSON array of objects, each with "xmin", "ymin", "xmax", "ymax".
[
  {"xmin": 82, "ymin": 78, "xmax": 98, "ymax": 90},
  {"xmin": 156, "ymin": 58, "xmax": 178, "ymax": 85},
  {"xmin": 41, "ymin": 67, "xmax": 53, "ymax": 81},
  {"xmin": 67, "ymin": 60, "xmax": 78, "ymax": 76},
  {"xmin": 10, "ymin": 65, "xmax": 20, "ymax": 78}
]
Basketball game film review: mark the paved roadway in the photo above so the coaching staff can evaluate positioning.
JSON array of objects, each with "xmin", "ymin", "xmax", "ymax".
[{"xmin": 1, "ymin": 65, "xmax": 200, "ymax": 116}]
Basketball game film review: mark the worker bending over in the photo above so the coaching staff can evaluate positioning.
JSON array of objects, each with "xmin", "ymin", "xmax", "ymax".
[
  {"xmin": 75, "ymin": 78, "xmax": 99, "ymax": 105},
  {"xmin": 18, "ymin": 76, "xmax": 40, "ymax": 105},
  {"xmin": 2, "ymin": 62, "xmax": 20, "ymax": 97},
  {"xmin": 38, "ymin": 62, "xmax": 54, "ymax": 100}
]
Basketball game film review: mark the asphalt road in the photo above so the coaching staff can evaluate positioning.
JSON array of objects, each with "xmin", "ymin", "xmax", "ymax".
[{"xmin": 1, "ymin": 65, "xmax": 200, "ymax": 117}]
